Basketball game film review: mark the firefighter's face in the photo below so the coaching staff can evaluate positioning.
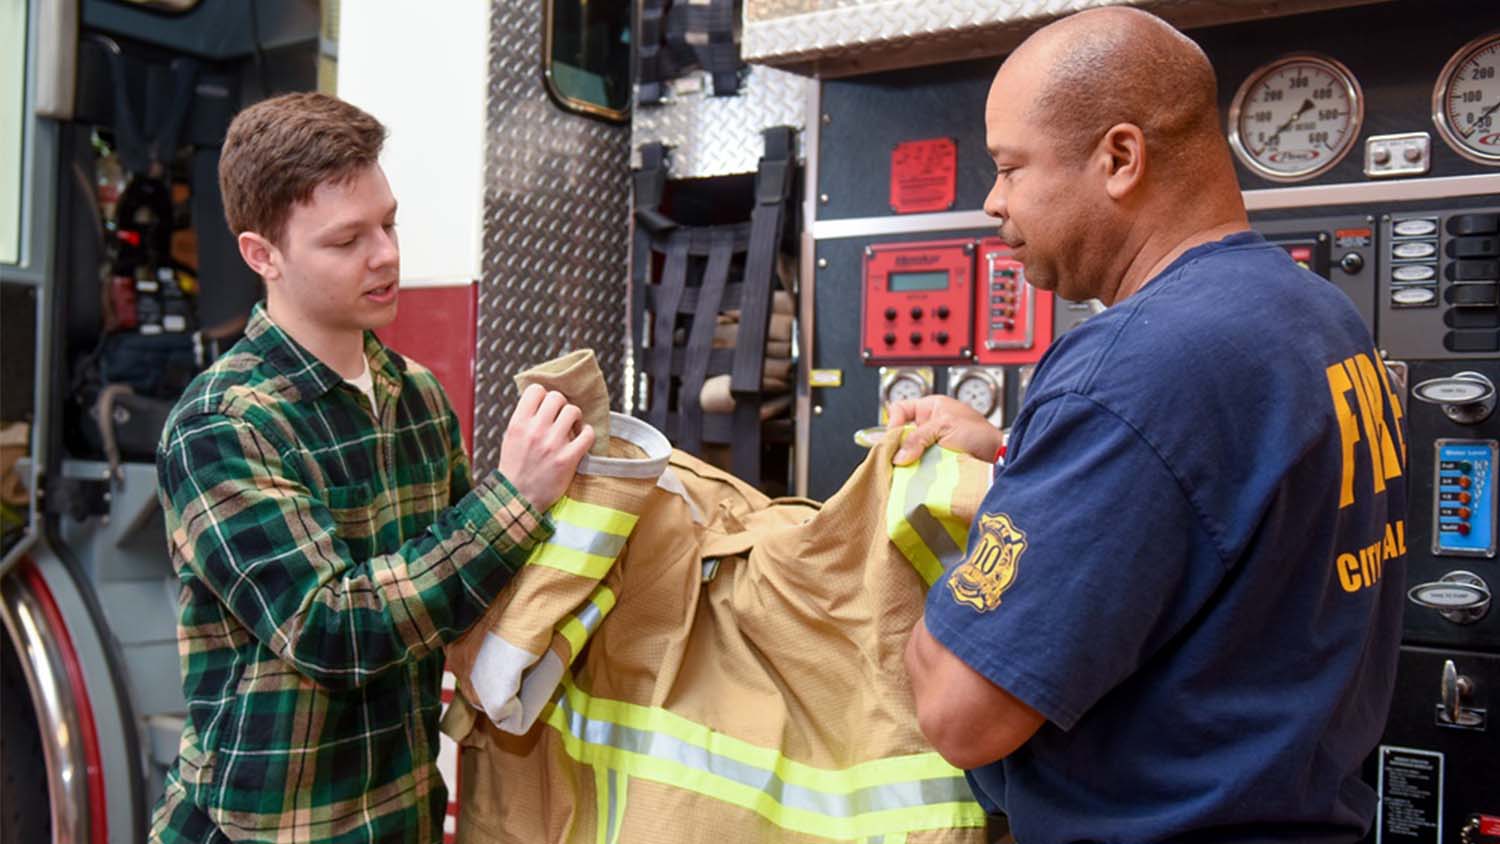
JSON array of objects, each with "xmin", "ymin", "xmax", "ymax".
[
  {"xmin": 265, "ymin": 164, "xmax": 401, "ymax": 335},
  {"xmin": 982, "ymin": 61, "xmax": 1112, "ymax": 303}
]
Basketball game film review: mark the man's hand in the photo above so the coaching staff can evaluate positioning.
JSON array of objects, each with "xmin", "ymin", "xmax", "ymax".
[
  {"xmin": 886, "ymin": 395, "xmax": 1004, "ymax": 466},
  {"xmin": 498, "ymin": 384, "xmax": 595, "ymax": 512}
]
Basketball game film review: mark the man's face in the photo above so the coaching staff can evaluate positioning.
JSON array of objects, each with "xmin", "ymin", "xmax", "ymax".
[
  {"xmin": 982, "ymin": 63, "xmax": 1104, "ymax": 302},
  {"xmin": 267, "ymin": 164, "xmax": 400, "ymax": 336}
]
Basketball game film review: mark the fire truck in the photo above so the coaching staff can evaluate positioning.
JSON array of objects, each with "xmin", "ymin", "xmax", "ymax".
[{"xmin": 2, "ymin": 0, "xmax": 1497, "ymax": 841}]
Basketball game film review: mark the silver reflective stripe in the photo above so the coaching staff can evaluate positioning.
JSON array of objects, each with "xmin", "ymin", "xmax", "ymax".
[
  {"xmin": 556, "ymin": 693, "xmax": 973, "ymax": 818},
  {"xmin": 550, "ymin": 520, "xmax": 630, "ymax": 558},
  {"xmin": 576, "ymin": 596, "xmax": 606, "ymax": 634},
  {"xmin": 606, "ymin": 768, "xmax": 620, "ymax": 844},
  {"xmin": 903, "ymin": 449, "xmax": 963, "ymax": 568}
]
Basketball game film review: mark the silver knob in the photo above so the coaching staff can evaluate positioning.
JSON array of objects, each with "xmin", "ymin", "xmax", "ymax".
[
  {"xmin": 1411, "ymin": 371, "xmax": 1496, "ymax": 424},
  {"xmin": 1408, "ymin": 570, "xmax": 1491, "ymax": 625}
]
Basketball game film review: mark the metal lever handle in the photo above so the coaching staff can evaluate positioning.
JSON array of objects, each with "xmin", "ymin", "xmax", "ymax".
[
  {"xmin": 1408, "ymin": 570, "xmax": 1492, "ymax": 624},
  {"xmin": 1441, "ymin": 659, "xmax": 1474, "ymax": 725},
  {"xmin": 1411, "ymin": 371, "xmax": 1497, "ymax": 424}
]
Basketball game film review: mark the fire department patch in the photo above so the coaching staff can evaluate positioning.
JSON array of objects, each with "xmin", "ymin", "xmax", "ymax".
[{"xmin": 948, "ymin": 512, "xmax": 1026, "ymax": 613}]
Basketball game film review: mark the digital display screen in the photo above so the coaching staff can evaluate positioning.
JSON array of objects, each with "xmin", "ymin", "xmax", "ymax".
[{"xmin": 889, "ymin": 270, "xmax": 949, "ymax": 292}]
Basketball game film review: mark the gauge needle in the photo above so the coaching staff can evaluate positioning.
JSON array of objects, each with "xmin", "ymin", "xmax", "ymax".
[
  {"xmin": 1254, "ymin": 97, "xmax": 1314, "ymax": 153},
  {"xmin": 1470, "ymin": 100, "xmax": 1500, "ymax": 135}
]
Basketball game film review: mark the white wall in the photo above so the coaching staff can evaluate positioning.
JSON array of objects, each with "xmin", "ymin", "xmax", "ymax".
[{"xmin": 337, "ymin": 0, "xmax": 488, "ymax": 288}]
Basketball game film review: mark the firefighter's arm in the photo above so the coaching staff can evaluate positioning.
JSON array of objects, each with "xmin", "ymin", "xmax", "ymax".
[
  {"xmin": 905, "ymin": 615, "xmax": 1044, "ymax": 769},
  {"xmin": 158, "ymin": 399, "xmax": 584, "ymax": 691}
]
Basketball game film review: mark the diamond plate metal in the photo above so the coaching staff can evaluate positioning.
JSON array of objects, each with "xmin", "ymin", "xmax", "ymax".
[
  {"xmin": 473, "ymin": 0, "xmax": 631, "ymax": 474},
  {"xmin": 631, "ymin": 65, "xmax": 810, "ymax": 179},
  {"xmin": 743, "ymin": 0, "xmax": 1391, "ymax": 76}
]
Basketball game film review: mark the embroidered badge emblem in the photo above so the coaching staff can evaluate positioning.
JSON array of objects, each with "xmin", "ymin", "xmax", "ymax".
[{"xmin": 948, "ymin": 512, "xmax": 1026, "ymax": 613}]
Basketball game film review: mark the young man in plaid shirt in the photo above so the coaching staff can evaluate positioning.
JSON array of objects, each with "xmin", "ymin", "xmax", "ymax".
[{"xmin": 148, "ymin": 92, "xmax": 594, "ymax": 843}]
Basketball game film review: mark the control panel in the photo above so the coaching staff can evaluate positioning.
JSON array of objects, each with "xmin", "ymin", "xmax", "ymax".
[
  {"xmin": 861, "ymin": 239, "xmax": 975, "ymax": 363},
  {"xmin": 974, "ymin": 238, "xmax": 1053, "ymax": 366},
  {"xmin": 1381, "ymin": 208, "xmax": 1500, "ymax": 359},
  {"xmin": 1432, "ymin": 439, "xmax": 1498, "ymax": 557}
]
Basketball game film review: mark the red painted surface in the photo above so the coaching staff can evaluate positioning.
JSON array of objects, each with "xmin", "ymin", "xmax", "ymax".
[
  {"xmin": 20, "ymin": 559, "xmax": 109, "ymax": 844},
  {"xmin": 890, "ymin": 137, "xmax": 957, "ymax": 214},
  {"xmin": 376, "ymin": 284, "xmax": 479, "ymax": 454}
]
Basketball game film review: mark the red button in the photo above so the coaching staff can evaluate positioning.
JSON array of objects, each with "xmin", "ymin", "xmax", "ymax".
[
  {"xmin": 1460, "ymin": 507, "xmax": 1472, "ymax": 519},
  {"xmin": 1459, "ymin": 476, "xmax": 1472, "ymax": 489},
  {"xmin": 1459, "ymin": 492, "xmax": 1472, "ymax": 504},
  {"xmin": 1458, "ymin": 523, "xmax": 1472, "ymax": 536}
]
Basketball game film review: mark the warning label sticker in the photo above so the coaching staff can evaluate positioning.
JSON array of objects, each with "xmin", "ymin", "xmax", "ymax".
[
  {"xmin": 890, "ymin": 138, "xmax": 958, "ymax": 214},
  {"xmin": 1377, "ymin": 745, "xmax": 1443, "ymax": 843}
]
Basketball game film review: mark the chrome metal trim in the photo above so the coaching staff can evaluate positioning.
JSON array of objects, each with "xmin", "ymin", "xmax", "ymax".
[
  {"xmin": 1240, "ymin": 172, "xmax": 1500, "ymax": 210},
  {"xmin": 795, "ymin": 80, "xmax": 821, "ymax": 498},
  {"xmin": 1431, "ymin": 31, "xmax": 1500, "ymax": 167},
  {"xmin": 0, "ymin": 568, "xmax": 94, "ymax": 844},
  {"xmin": 813, "ymin": 209, "xmax": 996, "ymax": 240},
  {"xmin": 810, "ymin": 173, "xmax": 1500, "ymax": 240},
  {"xmin": 1226, "ymin": 53, "xmax": 1365, "ymax": 184}
]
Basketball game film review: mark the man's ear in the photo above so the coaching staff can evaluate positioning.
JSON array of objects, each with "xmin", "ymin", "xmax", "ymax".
[
  {"xmin": 237, "ymin": 231, "xmax": 280, "ymax": 281},
  {"xmin": 1098, "ymin": 122, "xmax": 1146, "ymax": 201}
]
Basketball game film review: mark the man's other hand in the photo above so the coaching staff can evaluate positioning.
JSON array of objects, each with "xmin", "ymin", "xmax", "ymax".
[
  {"xmin": 887, "ymin": 395, "xmax": 1004, "ymax": 466},
  {"xmin": 499, "ymin": 384, "xmax": 595, "ymax": 511}
]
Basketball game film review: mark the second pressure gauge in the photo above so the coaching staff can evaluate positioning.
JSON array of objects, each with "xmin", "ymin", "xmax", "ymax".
[
  {"xmin": 1433, "ymin": 32, "xmax": 1500, "ymax": 166},
  {"xmin": 1228, "ymin": 54, "xmax": 1364, "ymax": 182}
]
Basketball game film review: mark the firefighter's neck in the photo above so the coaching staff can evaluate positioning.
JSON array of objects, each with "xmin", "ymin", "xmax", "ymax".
[{"xmin": 265, "ymin": 299, "xmax": 367, "ymax": 380}]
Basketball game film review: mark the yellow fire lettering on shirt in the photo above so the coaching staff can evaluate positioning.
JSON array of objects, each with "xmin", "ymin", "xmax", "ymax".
[
  {"xmin": 1343, "ymin": 356, "xmax": 1388, "ymax": 496},
  {"xmin": 1353, "ymin": 354, "xmax": 1404, "ymax": 485},
  {"xmin": 1384, "ymin": 522, "xmax": 1399, "ymax": 561},
  {"xmin": 1372, "ymin": 355, "xmax": 1408, "ymax": 470},
  {"xmin": 1397, "ymin": 519, "xmax": 1407, "ymax": 555},
  {"xmin": 1337, "ymin": 552, "xmax": 1363, "ymax": 593},
  {"xmin": 1326, "ymin": 362, "xmax": 1361, "ymax": 509}
]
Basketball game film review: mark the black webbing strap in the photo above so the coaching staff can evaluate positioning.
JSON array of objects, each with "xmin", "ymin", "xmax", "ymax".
[
  {"xmin": 678, "ymin": 227, "xmax": 736, "ymax": 454},
  {"xmin": 100, "ymin": 45, "xmax": 200, "ymax": 175},
  {"xmin": 728, "ymin": 127, "xmax": 795, "ymax": 480},
  {"xmin": 635, "ymin": 0, "xmax": 674, "ymax": 105},
  {"xmin": 631, "ymin": 144, "xmax": 669, "ymax": 403},
  {"xmin": 648, "ymin": 238, "xmax": 690, "ymax": 432},
  {"xmin": 666, "ymin": 0, "xmax": 742, "ymax": 97}
]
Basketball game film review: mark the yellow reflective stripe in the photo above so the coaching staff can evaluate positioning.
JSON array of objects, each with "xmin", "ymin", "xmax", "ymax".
[
  {"xmin": 529, "ymin": 543, "xmax": 617, "ymax": 578},
  {"xmin": 558, "ymin": 585, "xmax": 618, "ymax": 659},
  {"xmin": 594, "ymin": 765, "xmax": 610, "ymax": 844},
  {"xmin": 611, "ymin": 771, "xmax": 628, "ymax": 843},
  {"xmin": 553, "ymin": 496, "xmax": 639, "ymax": 536},
  {"xmin": 888, "ymin": 461, "xmax": 944, "ymax": 586},
  {"xmin": 544, "ymin": 679, "xmax": 985, "ymax": 840},
  {"xmin": 929, "ymin": 448, "xmax": 969, "ymax": 549}
]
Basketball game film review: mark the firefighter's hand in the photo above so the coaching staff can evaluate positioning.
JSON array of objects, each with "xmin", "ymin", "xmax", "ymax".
[
  {"xmin": 887, "ymin": 395, "xmax": 1003, "ymax": 466},
  {"xmin": 499, "ymin": 384, "xmax": 595, "ymax": 512}
]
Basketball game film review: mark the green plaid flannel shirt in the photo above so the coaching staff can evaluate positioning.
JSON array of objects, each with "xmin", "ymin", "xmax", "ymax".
[{"xmin": 149, "ymin": 304, "xmax": 551, "ymax": 843}]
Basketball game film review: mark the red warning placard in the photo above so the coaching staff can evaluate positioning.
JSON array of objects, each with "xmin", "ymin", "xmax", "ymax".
[{"xmin": 890, "ymin": 137, "xmax": 957, "ymax": 214}]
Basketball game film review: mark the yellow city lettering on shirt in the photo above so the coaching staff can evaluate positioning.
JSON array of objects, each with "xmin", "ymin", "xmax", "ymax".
[
  {"xmin": 1326, "ymin": 351, "xmax": 1405, "ymax": 509},
  {"xmin": 1335, "ymin": 519, "xmax": 1406, "ymax": 594}
]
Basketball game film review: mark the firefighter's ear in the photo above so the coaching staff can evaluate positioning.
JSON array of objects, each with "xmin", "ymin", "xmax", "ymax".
[{"xmin": 237, "ymin": 231, "xmax": 280, "ymax": 281}]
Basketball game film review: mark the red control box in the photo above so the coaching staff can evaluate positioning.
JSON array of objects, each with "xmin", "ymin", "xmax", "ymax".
[
  {"xmin": 972, "ymin": 237, "xmax": 1053, "ymax": 366},
  {"xmin": 862, "ymin": 239, "xmax": 975, "ymax": 364}
]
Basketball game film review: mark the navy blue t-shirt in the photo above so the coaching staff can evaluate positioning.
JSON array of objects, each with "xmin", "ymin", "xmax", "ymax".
[{"xmin": 925, "ymin": 231, "xmax": 1408, "ymax": 843}]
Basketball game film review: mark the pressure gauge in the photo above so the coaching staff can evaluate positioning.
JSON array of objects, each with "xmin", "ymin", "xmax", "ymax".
[
  {"xmin": 948, "ymin": 367, "xmax": 1005, "ymax": 427},
  {"xmin": 879, "ymin": 367, "xmax": 934, "ymax": 424},
  {"xmin": 1227, "ymin": 54, "xmax": 1364, "ymax": 182},
  {"xmin": 1433, "ymin": 32, "xmax": 1500, "ymax": 166},
  {"xmin": 954, "ymin": 374, "xmax": 999, "ymax": 417}
]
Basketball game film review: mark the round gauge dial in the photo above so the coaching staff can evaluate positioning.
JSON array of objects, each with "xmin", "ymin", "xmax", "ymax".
[
  {"xmin": 954, "ymin": 374, "xmax": 999, "ymax": 417},
  {"xmin": 1433, "ymin": 32, "xmax": 1500, "ymax": 165},
  {"xmin": 883, "ymin": 372, "xmax": 928, "ymax": 406},
  {"xmin": 1227, "ymin": 54, "xmax": 1364, "ymax": 182}
]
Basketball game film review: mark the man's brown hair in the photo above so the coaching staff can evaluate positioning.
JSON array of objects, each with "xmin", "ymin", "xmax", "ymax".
[{"xmin": 219, "ymin": 92, "xmax": 387, "ymax": 245}]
